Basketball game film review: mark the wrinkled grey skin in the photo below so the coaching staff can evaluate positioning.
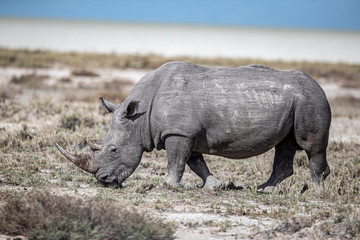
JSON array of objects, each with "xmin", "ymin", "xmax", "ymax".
[{"xmin": 58, "ymin": 61, "xmax": 331, "ymax": 191}]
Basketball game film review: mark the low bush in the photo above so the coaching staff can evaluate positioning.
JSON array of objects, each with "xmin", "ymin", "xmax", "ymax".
[
  {"xmin": 0, "ymin": 190, "xmax": 176, "ymax": 240},
  {"xmin": 72, "ymin": 69, "xmax": 99, "ymax": 77},
  {"xmin": 10, "ymin": 73, "xmax": 48, "ymax": 89},
  {"xmin": 60, "ymin": 113, "xmax": 95, "ymax": 131}
]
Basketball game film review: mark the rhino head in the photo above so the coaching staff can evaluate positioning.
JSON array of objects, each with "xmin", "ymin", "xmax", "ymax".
[{"xmin": 55, "ymin": 97, "xmax": 146, "ymax": 187}]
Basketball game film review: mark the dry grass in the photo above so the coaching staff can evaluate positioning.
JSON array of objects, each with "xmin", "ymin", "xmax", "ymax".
[
  {"xmin": 0, "ymin": 190, "xmax": 176, "ymax": 240},
  {"xmin": 0, "ymin": 97, "xmax": 359, "ymax": 239},
  {"xmin": 58, "ymin": 77, "xmax": 72, "ymax": 83},
  {"xmin": 60, "ymin": 113, "xmax": 95, "ymax": 131},
  {"xmin": 10, "ymin": 73, "xmax": 49, "ymax": 89},
  {"xmin": 0, "ymin": 84, "xmax": 21, "ymax": 99},
  {"xmin": 0, "ymin": 48, "xmax": 359, "ymax": 239},
  {"xmin": 1, "ymin": 48, "xmax": 359, "ymax": 88},
  {"xmin": 61, "ymin": 82, "xmax": 131, "ymax": 103},
  {"xmin": 329, "ymin": 96, "xmax": 360, "ymax": 118},
  {"xmin": 71, "ymin": 69, "xmax": 99, "ymax": 77}
]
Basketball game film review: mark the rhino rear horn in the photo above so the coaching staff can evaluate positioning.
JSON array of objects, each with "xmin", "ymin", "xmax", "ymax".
[
  {"xmin": 88, "ymin": 139, "xmax": 102, "ymax": 152},
  {"xmin": 99, "ymin": 97, "xmax": 118, "ymax": 113},
  {"xmin": 54, "ymin": 143, "xmax": 98, "ymax": 174}
]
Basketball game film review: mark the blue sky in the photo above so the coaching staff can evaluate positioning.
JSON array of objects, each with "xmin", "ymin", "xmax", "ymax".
[{"xmin": 0, "ymin": 0, "xmax": 360, "ymax": 30}]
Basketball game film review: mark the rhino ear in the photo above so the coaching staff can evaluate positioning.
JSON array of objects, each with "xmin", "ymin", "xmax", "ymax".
[
  {"xmin": 120, "ymin": 101, "xmax": 145, "ymax": 121},
  {"xmin": 122, "ymin": 101, "xmax": 140, "ymax": 118},
  {"xmin": 99, "ymin": 97, "xmax": 118, "ymax": 113}
]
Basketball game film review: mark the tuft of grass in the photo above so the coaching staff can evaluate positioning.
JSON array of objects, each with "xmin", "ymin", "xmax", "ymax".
[
  {"xmin": 58, "ymin": 77, "xmax": 72, "ymax": 83},
  {"xmin": 0, "ymin": 124, "xmax": 36, "ymax": 154},
  {"xmin": 18, "ymin": 124, "xmax": 34, "ymax": 140},
  {"xmin": 262, "ymin": 207, "xmax": 360, "ymax": 239},
  {"xmin": 103, "ymin": 78, "xmax": 134, "ymax": 89},
  {"xmin": 71, "ymin": 69, "xmax": 99, "ymax": 77},
  {"xmin": 60, "ymin": 113, "xmax": 95, "ymax": 131},
  {"xmin": 319, "ymin": 207, "xmax": 360, "ymax": 238},
  {"xmin": 60, "ymin": 78, "xmax": 132, "ymax": 103},
  {"xmin": 94, "ymin": 89, "xmax": 129, "ymax": 103},
  {"xmin": 10, "ymin": 73, "xmax": 48, "ymax": 89},
  {"xmin": 329, "ymin": 96, "xmax": 360, "ymax": 118},
  {"xmin": 273, "ymin": 215, "xmax": 313, "ymax": 234},
  {"xmin": 0, "ymin": 190, "xmax": 176, "ymax": 240},
  {"xmin": 0, "ymin": 84, "xmax": 21, "ymax": 99}
]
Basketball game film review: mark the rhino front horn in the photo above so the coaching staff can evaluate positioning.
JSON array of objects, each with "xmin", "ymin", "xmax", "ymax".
[{"xmin": 54, "ymin": 143, "xmax": 98, "ymax": 174}]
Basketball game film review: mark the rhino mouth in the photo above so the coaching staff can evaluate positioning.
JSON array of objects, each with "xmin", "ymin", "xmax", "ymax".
[
  {"xmin": 98, "ymin": 180, "xmax": 123, "ymax": 188},
  {"xmin": 95, "ymin": 171, "xmax": 123, "ymax": 188},
  {"xmin": 98, "ymin": 165, "xmax": 135, "ymax": 188}
]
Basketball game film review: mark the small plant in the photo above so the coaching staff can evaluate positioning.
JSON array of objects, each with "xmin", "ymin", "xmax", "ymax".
[
  {"xmin": 71, "ymin": 69, "xmax": 99, "ymax": 77},
  {"xmin": 219, "ymin": 220, "xmax": 232, "ymax": 232},
  {"xmin": 58, "ymin": 77, "xmax": 72, "ymax": 83},
  {"xmin": 60, "ymin": 113, "xmax": 82, "ymax": 131},
  {"xmin": 18, "ymin": 124, "xmax": 34, "ymax": 140},
  {"xmin": 10, "ymin": 73, "xmax": 48, "ymax": 88},
  {"xmin": 0, "ymin": 84, "xmax": 21, "ymax": 99},
  {"xmin": 60, "ymin": 113, "xmax": 94, "ymax": 131}
]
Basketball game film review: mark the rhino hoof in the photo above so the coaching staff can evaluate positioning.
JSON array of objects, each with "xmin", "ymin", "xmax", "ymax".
[
  {"xmin": 203, "ymin": 175, "xmax": 222, "ymax": 190},
  {"xmin": 163, "ymin": 178, "xmax": 181, "ymax": 189},
  {"xmin": 257, "ymin": 185, "xmax": 275, "ymax": 194}
]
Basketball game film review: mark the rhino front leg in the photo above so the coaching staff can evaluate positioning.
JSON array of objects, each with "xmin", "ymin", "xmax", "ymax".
[
  {"xmin": 164, "ymin": 136, "xmax": 193, "ymax": 187},
  {"xmin": 187, "ymin": 153, "xmax": 222, "ymax": 190}
]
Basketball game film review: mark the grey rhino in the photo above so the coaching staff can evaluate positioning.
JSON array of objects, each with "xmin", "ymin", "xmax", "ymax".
[{"xmin": 55, "ymin": 61, "xmax": 331, "ymax": 192}]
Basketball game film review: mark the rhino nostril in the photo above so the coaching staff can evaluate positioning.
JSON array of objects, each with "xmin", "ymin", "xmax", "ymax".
[{"xmin": 97, "ymin": 174, "xmax": 109, "ymax": 182}]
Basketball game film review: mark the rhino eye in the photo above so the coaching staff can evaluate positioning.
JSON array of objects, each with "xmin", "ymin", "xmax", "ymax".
[{"xmin": 109, "ymin": 146, "xmax": 118, "ymax": 154}]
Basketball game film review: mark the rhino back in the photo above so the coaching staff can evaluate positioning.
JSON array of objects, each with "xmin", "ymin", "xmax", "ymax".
[{"xmin": 149, "ymin": 62, "xmax": 326, "ymax": 158}]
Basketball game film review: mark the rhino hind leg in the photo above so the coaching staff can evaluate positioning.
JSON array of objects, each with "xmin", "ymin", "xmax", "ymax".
[
  {"xmin": 293, "ymin": 100, "xmax": 331, "ymax": 187},
  {"xmin": 187, "ymin": 153, "xmax": 222, "ymax": 190},
  {"xmin": 297, "ymin": 130, "xmax": 330, "ymax": 187},
  {"xmin": 296, "ymin": 133, "xmax": 330, "ymax": 187},
  {"xmin": 257, "ymin": 131, "xmax": 299, "ymax": 193},
  {"xmin": 306, "ymin": 151, "xmax": 330, "ymax": 187}
]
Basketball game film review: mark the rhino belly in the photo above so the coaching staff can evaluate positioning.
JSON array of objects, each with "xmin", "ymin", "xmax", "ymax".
[
  {"xmin": 196, "ymin": 122, "xmax": 292, "ymax": 159},
  {"xmin": 194, "ymin": 100, "xmax": 294, "ymax": 159},
  {"xmin": 202, "ymin": 130, "xmax": 287, "ymax": 159}
]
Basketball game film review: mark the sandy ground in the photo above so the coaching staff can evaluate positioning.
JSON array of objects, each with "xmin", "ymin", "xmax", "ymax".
[{"xmin": 2, "ymin": 18, "xmax": 360, "ymax": 63}]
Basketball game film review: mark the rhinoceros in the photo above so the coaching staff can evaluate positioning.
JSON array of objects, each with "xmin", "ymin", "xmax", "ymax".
[{"xmin": 55, "ymin": 61, "xmax": 331, "ymax": 192}]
